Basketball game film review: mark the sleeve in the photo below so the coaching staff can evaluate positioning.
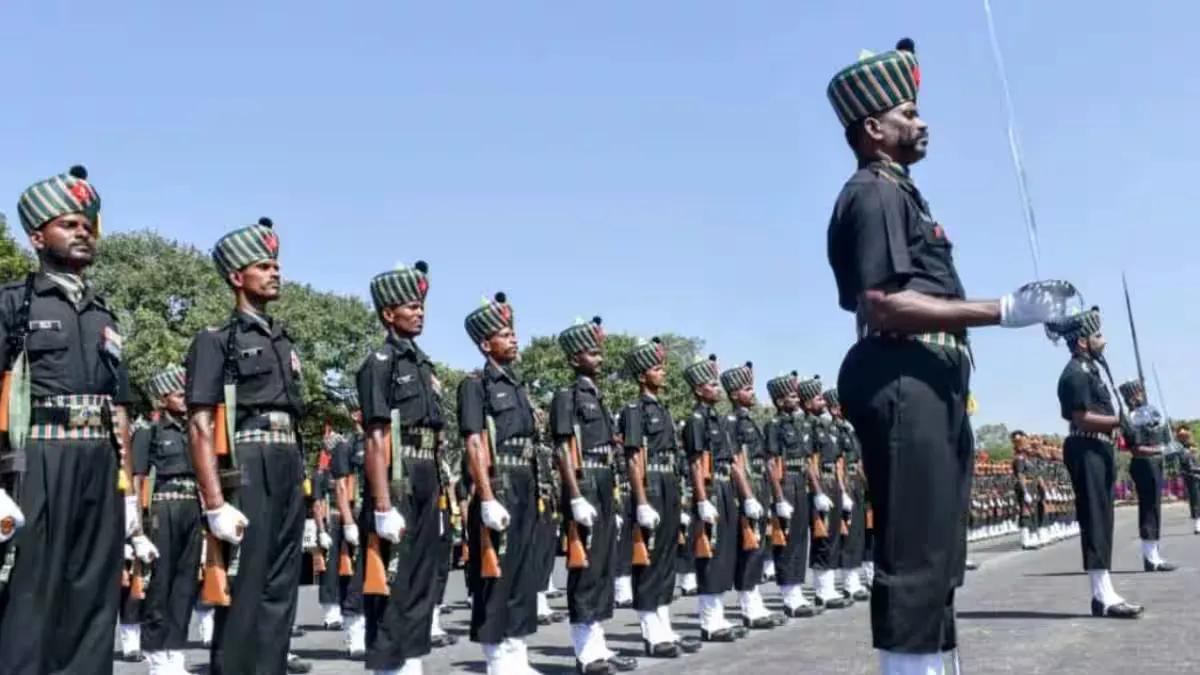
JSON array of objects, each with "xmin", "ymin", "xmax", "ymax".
[
  {"xmin": 185, "ymin": 330, "xmax": 226, "ymax": 407},
  {"xmin": 620, "ymin": 404, "xmax": 643, "ymax": 452},
  {"xmin": 549, "ymin": 389, "xmax": 575, "ymax": 441},
  {"xmin": 330, "ymin": 440, "xmax": 351, "ymax": 479},
  {"xmin": 457, "ymin": 377, "xmax": 485, "ymax": 437},
  {"xmin": 131, "ymin": 427, "xmax": 153, "ymax": 476},
  {"xmin": 0, "ymin": 291, "xmax": 11, "ymax": 369},
  {"xmin": 356, "ymin": 352, "xmax": 392, "ymax": 427},
  {"xmin": 763, "ymin": 421, "xmax": 781, "ymax": 457},
  {"xmin": 109, "ymin": 316, "xmax": 134, "ymax": 405},
  {"xmin": 1057, "ymin": 368, "xmax": 1093, "ymax": 418},
  {"xmin": 683, "ymin": 414, "xmax": 705, "ymax": 460},
  {"xmin": 832, "ymin": 183, "xmax": 915, "ymax": 310}
]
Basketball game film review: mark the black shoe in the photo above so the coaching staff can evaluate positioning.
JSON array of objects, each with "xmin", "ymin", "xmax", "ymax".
[
  {"xmin": 679, "ymin": 587, "xmax": 698, "ymax": 597},
  {"xmin": 965, "ymin": 560, "xmax": 981, "ymax": 571},
  {"xmin": 784, "ymin": 604, "xmax": 818, "ymax": 618},
  {"xmin": 852, "ymin": 589, "xmax": 871, "ymax": 602},
  {"xmin": 815, "ymin": 596, "xmax": 850, "ymax": 610},
  {"xmin": 286, "ymin": 655, "xmax": 313, "ymax": 673},
  {"xmin": 577, "ymin": 659, "xmax": 613, "ymax": 675},
  {"xmin": 547, "ymin": 588, "xmax": 565, "ymax": 599},
  {"xmin": 644, "ymin": 640, "xmax": 681, "ymax": 658},
  {"xmin": 1144, "ymin": 559, "xmax": 1178, "ymax": 572},
  {"xmin": 322, "ymin": 620, "xmax": 343, "ymax": 631},
  {"xmin": 615, "ymin": 600, "xmax": 634, "ymax": 610},
  {"xmin": 431, "ymin": 632, "xmax": 458, "ymax": 648},
  {"xmin": 120, "ymin": 651, "xmax": 145, "ymax": 663},
  {"xmin": 608, "ymin": 655, "xmax": 638, "ymax": 671},
  {"xmin": 1090, "ymin": 598, "xmax": 1144, "ymax": 619},
  {"xmin": 700, "ymin": 625, "xmax": 747, "ymax": 642},
  {"xmin": 290, "ymin": 626, "xmax": 306, "ymax": 638},
  {"xmin": 676, "ymin": 636, "xmax": 702, "ymax": 653},
  {"xmin": 742, "ymin": 615, "xmax": 778, "ymax": 630}
]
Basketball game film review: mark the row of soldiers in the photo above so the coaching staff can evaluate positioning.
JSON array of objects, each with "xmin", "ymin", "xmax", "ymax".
[{"xmin": 966, "ymin": 438, "xmax": 1080, "ymax": 549}]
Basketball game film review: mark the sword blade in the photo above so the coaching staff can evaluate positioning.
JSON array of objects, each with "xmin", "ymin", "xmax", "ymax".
[{"xmin": 1122, "ymin": 273, "xmax": 1146, "ymax": 386}]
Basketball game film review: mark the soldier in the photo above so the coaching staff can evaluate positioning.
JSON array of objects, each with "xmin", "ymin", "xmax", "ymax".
[
  {"xmin": 1012, "ymin": 431, "xmax": 1039, "ymax": 549},
  {"xmin": 619, "ymin": 338, "xmax": 702, "ymax": 657},
  {"xmin": 1174, "ymin": 424, "xmax": 1200, "ymax": 534},
  {"xmin": 531, "ymin": 391, "xmax": 566, "ymax": 627},
  {"xmin": 674, "ymin": 418, "xmax": 698, "ymax": 597},
  {"xmin": 354, "ymin": 261, "xmax": 446, "ymax": 674},
  {"xmin": 459, "ymin": 292, "xmax": 541, "ymax": 674},
  {"xmin": 551, "ymin": 317, "xmax": 637, "ymax": 674},
  {"xmin": 824, "ymin": 37, "xmax": 1080, "ymax": 670},
  {"xmin": 1047, "ymin": 307, "xmax": 1143, "ymax": 618},
  {"xmin": 119, "ymin": 479, "xmax": 149, "ymax": 664},
  {"xmin": 763, "ymin": 373, "xmax": 819, "ymax": 619},
  {"xmin": 797, "ymin": 377, "xmax": 850, "ymax": 610},
  {"xmin": 1117, "ymin": 380, "xmax": 1176, "ymax": 572},
  {"xmin": 719, "ymin": 362, "xmax": 782, "ymax": 630},
  {"xmin": 333, "ymin": 394, "xmax": 368, "ymax": 657},
  {"xmin": 683, "ymin": 355, "xmax": 748, "ymax": 643},
  {"xmin": 828, "ymin": 388, "xmax": 870, "ymax": 602},
  {"xmin": 186, "ymin": 217, "xmax": 307, "ymax": 674},
  {"xmin": 0, "ymin": 166, "xmax": 153, "ymax": 674},
  {"xmin": 134, "ymin": 365, "xmax": 203, "ymax": 673},
  {"xmin": 314, "ymin": 435, "xmax": 343, "ymax": 630}
]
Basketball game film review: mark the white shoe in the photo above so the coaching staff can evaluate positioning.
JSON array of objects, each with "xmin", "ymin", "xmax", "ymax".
[{"xmin": 346, "ymin": 613, "xmax": 367, "ymax": 657}]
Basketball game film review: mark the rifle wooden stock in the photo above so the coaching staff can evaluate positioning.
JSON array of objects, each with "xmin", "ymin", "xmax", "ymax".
[
  {"xmin": 812, "ymin": 511, "xmax": 829, "ymax": 539},
  {"xmin": 363, "ymin": 533, "xmax": 389, "ymax": 595},
  {"xmin": 312, "ymin": 547, "xmax": 326, "ymax": 575},
  {"xmin": 477, "ymin": 430, "xmax": 502, "ymax": 579},
  {"xmin": 0, "ymin": 371, "xmax": 11, "ymax": 432},
  {"xmin": 338, "ymin": 542, "xmax": 353, "ymax": 576},
  {"xmin": 769, "ymin": 517, "xmax": 787, "ymax": 546},
  {"xmin": 0, "ymin": 516, "xmax": 14, "ymax": 537},
  {"xmin": 865, "ymin": 506, "xmax": 874, "ymax": 530},
  {"xmin": 213, "ymin": 405, "xmax": 229, "ymax": 457},
  {"xmin": 631, "ymin": 446, "xmax": 650, "ymax": 566},
  {"xmin": 138, "ymin": 476, "xmax": 151, "ymax": 511},
  {"xmin": 740, "ymin": 516, "xmax": 759, "ymax": 551},
  {"xmin": 566, "ymin": 521, "xmax": 588, "ymax": 569},
  {"xmin": 130, "ymin": 565, "xmax": 146, "ymax": 600},
  {"xmin": 693, "ymin": 522, "xmax": 713, "ymax": 559},
  {"xmin": 200, "ymin": 531, "xmax": 231, "ymax": 606}
]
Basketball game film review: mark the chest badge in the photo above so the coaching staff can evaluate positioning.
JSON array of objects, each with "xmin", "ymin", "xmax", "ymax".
[
  {"xmin": 290, "ymin": 349, "xmax": 302, "ymax": 375},
  {"xmin": 102, "ymin": 326, "xmax": 123, "ymax": 360}
]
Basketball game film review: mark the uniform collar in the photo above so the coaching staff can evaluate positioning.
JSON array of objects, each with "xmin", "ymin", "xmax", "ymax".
[
  {"xmin": 387, "ymin": 332, "xmax": 426, "ymax": 361},
  {"xmin": 34, "ymin": 271, "xmax": 98, "ymax": 310},
  {"xmin": 640, "ymin": 392, "xmax": 659, "ymax": 404},
  {"xmin": 575, "ymin": 374, "xmax": 599, "ymax": 396},
  {"xmin": 734, "ymin": 405, "xmax": 753, "ymax": 419},
  {"xmin": 159, "ymin": 413, "xmax": 185, "ymax": 431},
  {"xmin": 484, "ymin": 361, "xmax": 519, "ymax": 385},
  {"xmin": 235, "ymin": 309, "xmax": 280, "ymax": 337}
]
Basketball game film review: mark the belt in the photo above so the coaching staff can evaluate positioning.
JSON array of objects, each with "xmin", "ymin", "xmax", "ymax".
[
  {"xmin": 820, "ymin": 462, "xmax": 838, "ymax": 474},
  {"xmin": 646, "ymin": 457, "xmax": 675, "ymax": 473},
  {"xmin": 498, "ymin": 437, "xmax": 533, "ymax": 452},
  {"xmin": 153, "ymin": 489, "xmax": 197, "ymax": 502},
  {"xmin": 712, "ymin": 462, "xmax": 733, "ymax": 482},
  {"xmin": 157, "ymin": 476, "xmax": 197, "ymax": 492},
  {"xmin": 784, "ymin": 457, "xmax": 808, "ymax": 471},
  {"xmin": 29, "ymin": 394, "xmax": 114, "ymax": 440},
  {"xmin": 579, "ymin": 456, "xmax": 613, "ymax": 470},
  {"xmin": 1068, "ymin": 431, "xmax": 1115, "ymax": 443},
  {"xmin": 581, "ymin": 442, "xmax": 617, "ymax": 459},
  {"xmin": 863, "ymin": 330, "xmax": 973, "ymax": 364},
  {"xmin": 494, "ymin": 451, "xmax": 533, "ymax": 469},
  {"xmin": 396, "ymin": 446, "xmax": 435, "ymax": 462},
  {"xmin": 235, "ymin": 410, "xmax": 297, "ymax": 445},
  {"xmin": 847, "ymin": 464, "xmax": 861, "ymax": 476},
  {"xmin": 399, "ymin": 427, "xmax": 437, "ymax": 450}
]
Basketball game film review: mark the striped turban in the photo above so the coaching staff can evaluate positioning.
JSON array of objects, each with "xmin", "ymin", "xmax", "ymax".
[
  {"xmin": 213, "ymin": 217, "xmax": 280, "ymax": 279},
  {"xmin": 720, "ymin": 362, "xmax": 754, "ymax": 395},
  {"xmin": 558, "ymin": 317, "xmax": 605, "ymax": 358},
  {"xmin": 827, "ymin": 38, "xmax": 920, "ymax": 128},
  {"xmin": 370, "ymin": 261, "xmax": 429, "ymax": 312},
  {"xmin": 766, "ymin": 372, "xmax": 799, "ymax": 402},
  {"xmin": 18, "ymin": 165, "xmax": 102, "ymax": 235},
  {"xmin": 465, "ymin": 292, "xmax": 514, "ymax": 344},
  {"xmin": 683, "ymin": 355, "xmax": 720, "ymax": 389},
  {"xmin": 625, "ymin": 337, "xmax": 667, "ymax": 377},
  {"xmin": 1047, "ymin": 306, "xmax": 1102, "ymax": 345},
  {"xmin": 797, "ymin": 375, "xmax": 823, "ymax": 403},
  {"xmin": 146, "ymin": 364, "xmax": 186, "ymax": 399}
]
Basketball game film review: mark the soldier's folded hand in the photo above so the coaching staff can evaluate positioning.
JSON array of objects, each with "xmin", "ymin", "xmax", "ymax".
[
  {"xmin": 814, "ymin": 492, "xmax": 833, "ymax": 513},
  {"xmin": 0, "ymin": 488, "xmax": 25, "ymax": 543},
  {"xmin": 206, "ymin": 503, "xmax": 250, "ymax": 544},
  {"xmin": 374, "ymin": 508, "xmax": 407, "ymax": 543},
  {"xmin": 1000, "ymin": 280, "xmax": 1081, "ymax": 328},
  {"xmin": 775, "ymin": 500, "xmax": 794, "ymax": 520},
  {"xmin": 570, "ymin": 497, "xmax": 597, "ymax": 528},
  {"xmin": 124, "ymin": 543, "xmax": 135, "ymax": 561},
  {"xmin": 742, "ymin": 497, "xmax": 764, "ymax": 520},
  {"xmin": 636, "ymin": 504, "xmax": 660, "ymax": 529},
  {"xmin": 318, "ymin": 531, "xmax": 333, "ymax": 551},
  {"xmin": 344, "ymin": 523, "xmax": 360, "ymax": 547},
  {"xmin": 1024, "ymin": 492, "xmax": 1033, "ymax": 504},
  {"xmin": 679, "ymin": 511, "xmax": 692, "ymax": 528},
  {"xmin": 124, "ymin": 495, "xmax": 142, "ymax": 537},
  {"xmin": 697, "ymin": 499, "xmax": 719, "ymax": 524},
  {"xmin": 131, "ymin": 534, "xmax": 159, "ymax": 563},
  {"xmin": 841, "ymin": 493, "xmax": 854, "ymax": 512},
  {"xmin": 481, "ymin": 499, "xmax": 511, "ymax": 531}
]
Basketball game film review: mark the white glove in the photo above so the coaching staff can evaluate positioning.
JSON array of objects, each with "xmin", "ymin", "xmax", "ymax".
[
  {"xmin": 679, "ymin": 511, "xmax": 692, "ymax": 528},
  {"xmin": 343, "ymin": 523, "xmax": 360, "ymax": 547},
  {"xmin": 481, "ymin": 499, "xmax": 511, "ymax": 532},
  {"xmin": 841, "ymin": 493, "xmax": 854, "ymax": 512},
  {"xmin": 814, "ymin": 493, "xmax": 833, "ymax": 513},
  {"xmin": 1000, "ymin": 280, "xmax": 1081, "ymax": 328},
  {"xmin": 124, "ymin": 543, "xmax": 134, "ymax": 561},
  {"xmin": 0, "ymin": 488, "xmax": 25, "ymax": 543},
  {"xmin": 318, "ymin": 531, "xmax": 333, "ymax": 551},
  {"xmin": 614, "ymin": 513, "xmax": 624, "ymax": 531},
  {"xmin": 698, "ymin": 499, "xmax": 719, "ymax": 525},
  {"xmin": 571, "ymin": 497, "xmax": 597, "ymax": 528},
  {"xmin": 636, "ymin": 504, "xmax": 660, "ymax": 529},
  {"xmin": 743, "ymin": 497, "xmax": 764, "ymax": 520},
  {"xmin": 131, "ymin": 534, "xmax": 159, "ymax": 563},
  {"xmin": 775, "ymin": 500, "xmax": 794, "ymax": 520},
  {"xmin": 205, "ymin": 503, "xmax": 249, "ymax": 544},
  {"xmin": 125, "ymin": 495, "xmax": 141, "ymax": 537},
  {"xmin": 374, "ymin": 508, "xmax": 406, "ymax": 543}
]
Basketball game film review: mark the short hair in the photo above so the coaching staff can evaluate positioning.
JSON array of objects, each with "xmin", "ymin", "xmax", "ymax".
[{"xmin": 1010, "ymin": 430, "xmax": 1026, "ymax": 441}]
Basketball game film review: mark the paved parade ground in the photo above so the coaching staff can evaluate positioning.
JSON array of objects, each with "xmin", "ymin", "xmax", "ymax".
[{"xmin": 119, "ymin": 503, "xmax": 1199, "ymax": 674}]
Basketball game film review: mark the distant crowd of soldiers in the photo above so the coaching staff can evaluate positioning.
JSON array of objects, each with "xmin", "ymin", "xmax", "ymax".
[{"xmin": 967, "ymin": 432, "xmax": 1079, "ymax": 549}]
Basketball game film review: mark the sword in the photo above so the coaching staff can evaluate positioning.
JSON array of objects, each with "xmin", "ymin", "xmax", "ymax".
[{"xmin": 1121, "ymin": 273, "xmax": 1146, "ymax": 387}]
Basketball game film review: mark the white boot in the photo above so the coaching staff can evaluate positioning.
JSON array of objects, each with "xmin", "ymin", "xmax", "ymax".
[
  {"xmin": 483, "ymin": 642, "xmax": 507, "ymax": 675},
  {"xmin": 656, "ymin": 604, "xmax": 681, "ymax": 642},
  {"xmin": 738, "ymin": 587, "xmax": 769, "ymax": 621},
  {"xmin": 374, "ymin": 658, "xmax": 424, "ymax": 675},
  {"xmin": 679, "ymin": 572, "xmax": 697, "ymax": 593},
  {"xmin": 168, "ymin": 650, "xmax": 188, "ymax": 675},
  {"xmin": 762, "ymin": 558, "xmax": 776, "ymax": 581},
  {"xmin": 1089, "ymin": 569, "xmax": 1124, "ymax": 606},
  {"xmin": 878, "ymin": 650, "xmax": 945, "ymax": 675},
  {"xmin": 844, "ymin": 569, "xmax": 865, "ymax": 596},
  {"xmin": 614, "ymin": 575, "xmax": 633, "ymax": 605},
  {"xmin": 1141, "ymin": 540, "xmax": 1164, "ymax": 565},
  {"xmin": 697, "ymin": 593, "xmax": 732, "ymax": 633},
  {"xmin": 145, "ymin": 651, "xmax": 171, "ymax": 675},
  {"xmin": 639, "ymin": 610, "xmax": 674, "ymax": 645},
  {"xmin": 570, "ymin": 621, "xmax": 611, "ymax": 666},
  {"xmin": 536, "ymin": 591, "xmax": 552, "ymax": 620},
  {"xmin": 508, "ymin": 638, "xmax": 543, "ymax": 675},
  {"xmin": 118, "ymin": 623, "xmax": 141, "ymax": 658},
  {"xmin": 322, "ymin": 602, "xmax": 344, "ymax": 627},
  {"xmin": 345, "ymin": 613, "xmax": 367, "ymax": 657},
  {"xmin": 1194, "ymin": 518, "xmax": 1200, "ymax": 534},
  {"xmin": 194, "ymin": 605, "xmax": 214, "ymax": 646},
  {"xmin": 863, "ymin": 561, "xmax": 876, "ymax": 587},
  {"xmin": 430, "ymin": 605, "xmax": 449, "ymax": 640}
]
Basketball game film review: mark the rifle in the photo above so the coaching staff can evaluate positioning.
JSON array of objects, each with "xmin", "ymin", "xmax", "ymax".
[
  {"xmin": 0, "ymin": 274, "xmax": 34, "ymax": 592},
  {"xmin": 565, "ymin": 426, "xmax": 589, "ymax": 570},
  {"xmin": 363, "ymin": 410, "xmax": 409, "ymax": 596},
  {"xmin": 810, "ymin": 455, "xmax": 830, "ymax": 540},
  {"xmin": 631, "ymin": 445, "xmax": 650, "ymax": 567},
  {"xmin": 200, "ymin": 334, "xmax": 243, "ymax": 607},
  {"xmin": 769, "ymin": 455, "xmax": 787, "ymax": 547},
  {"xmin": 737, "ymin": 446, "xmax": 760, "ymax": 551},
  {"xmin": 476, "ymin": 415, "xmax": 503, "ymax": 578},
  {"xmin": 692, "ymin": 450, "xmax": 714, "ymax": 559}
]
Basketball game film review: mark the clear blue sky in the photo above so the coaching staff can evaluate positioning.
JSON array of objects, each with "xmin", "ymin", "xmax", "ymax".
[{"xmin": 2, "ymin": 1, "xmax": 1196, "ymax": 433}]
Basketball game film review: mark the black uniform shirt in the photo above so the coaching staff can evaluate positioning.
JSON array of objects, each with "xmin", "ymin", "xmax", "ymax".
[
  {"xmin": 619, "ymin": 394, "xmax": 676, "ymax": 463},
  {"xmin": 356, "ymin": 334, "xmax": 444, "ymax": 430},
  {"xmin": 836, "ymin": 419, "xmax": 861, "ymax": 463},
  {"xmin": 185, "ymin": 311, "xmax": 304, "ymax": 418},
  {"xmin": 730, "ymin": 407, "xmax": 766, "ymax": 476},
  {"xmin": 550, "ymin": 375, "xmax": 614, "ymax": 451},
  {"xmin": 1057, "ymin": 355, "xmax": 1115, "ymax": 425},
  {"xmin": 330, "ymin": 433, "xmax": 366, "ymax": 503},
  {"xmin": 826, "ymin": 164, "xmax": 967, "ymax": 313},
  {"xmin": 457, "ymin": 362, "xmax": 535, "ymax": 447},
  {"xmin": 132, "ymin": 414, "xmax": 192, "ymax": 479},
  {"xmin": 764, "ymin": 412, "xmax": 810, "ymax": 462},
  {"xmin": 809, "ymin": 414, "xmax": 841, "ymax": 465},
  {"xmin": 0, "ymin": 274, "xmax": 132, "ymax": 402},
  {"xmin": 684, "ymin": 403, "xmax": 733, "ymax": 464},
  {"xmin": 311, "ymin": 469, "xmax": 333, "ymax": 502}
]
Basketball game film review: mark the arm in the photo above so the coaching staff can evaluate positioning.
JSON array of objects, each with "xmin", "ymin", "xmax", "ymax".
[
  {"xmin": 837, "ymin": 455, "xmax": 847, "ymax": 495},
  {"xmin": 807, "ymin": 454, "xmax": 822, "ymax": 495},
  {"xmin": 557, "ymin": 441, "xmax": 582, "ymax": 500},
  {"xmin": 690, "ymin": 455, "xmax": 708, "ymax": 504},
  {"xmin": 335, "ymin": 477, "xmax": 354, "ymax": 523},
  {"xmin": 1070, "ymin": 410, "xmax": 1120, "ymax": 434},
  {"xmin": 768, "ymin": 456, "xmax": 784, "ymax": 502},
  {"xmin": 189, "ymin": 406, "xmax": 223, "ymax": 509},
  {"xmin": 733, "ymin": 450, "xmax": 754, "ymax": 500},
  {"xmin": 364, "ymin": 424, "xmax": 391, "ymax": 512},
  {"xmin": 114, "ymin": 406, "xmax": 135, "ymax": 499},
  {"xmin": 860, "ymin": 289, "xmax": 1000, "ymax": 334},
  {"xmin": 465, "ymin": 432, "xmax": 494, "ymax": 501},
  {"xmin": 629, "ymin": 449, "xmax": 648, "ymax": 507}
]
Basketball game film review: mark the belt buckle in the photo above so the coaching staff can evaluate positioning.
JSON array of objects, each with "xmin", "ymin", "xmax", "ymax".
[
  {"xmin": 68, "ymin": 405, "xmax": 103, "ymax": 429},
  {"xmin": 266, "ymin": 411, "xmax": 291, "ymax": 432}
]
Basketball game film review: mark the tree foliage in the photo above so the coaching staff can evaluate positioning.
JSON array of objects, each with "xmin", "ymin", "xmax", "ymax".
[{"xmin": 0, "ymin": 214, "xmax": 36, "ymax": 284}]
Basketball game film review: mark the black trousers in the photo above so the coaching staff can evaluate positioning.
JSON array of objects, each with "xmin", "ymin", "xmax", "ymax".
[
  {"xmin": 839, "ymin": 338, "xmax": 973, "ymax": 654},
  {"xmin": 121, "ymin": 568, "xmax": 145, "ymax": 626},
  {"xmin": 734, "ymin": 475, "xmax": 769, "ymax": 592},
  {"xmin": 773, "ymin": 472, "xmax": 810, "ymax": 586},
  {"xmin": 566, "ymin": 466, "xmax": 616, "ymax": 624},
  {"xmin": 632, "ymin": 470, "xmax": 680, "ymax": 611},
  {"xmin": 469, "ymin": 465, "xmax": 539, "ymax": 644},
  {"xmin": 1129, "ymin": 456, "xmax": 1163, "ymax": 542},
  {"xmin": 532, "ymin": 500, "xmax": 559, "ymax": 603},
  {"xmin": 0, "ymin": 438, "xmax": 123, "ymax": 675},
  {"xmin": 433, "ymin": 503, "xmax": 453, "ymax": 607},
  {"xmin": 364, "ymin": 458, "xmax": 440, "ymax": 669},
  {"xmin": 839, "ymin": 471, "xmax": 868, "ymax": 569},
  {"xmin": 694, "ymin": 477, "xmax": 737, "ymax": 595},
  {"xmin": 1063, "ymin": 438, "xmax": 1115, "ymax": 570},
  {"xmin": 1187, "ymin": 472, "xmax": 1200, "ymax": 520},
  {"xmin": 613, "ymin": 493, "xmax": 633, "ymax": 580},
  {"xmin": 808, "ymin": 474, "xmax": 843, "ymax": 572},
  {"xmin": 318, "ymin": 513, "xmax": 348, "ymax": 607},
  {"xmin": 143, "ymin": 496, "xmax": 203, "ymax": 650},
  {"xmin": 211, "ymin": 442, "xmax": 305, "ymax": 675},
  {"xmin": 342, "ymin": 510, "xmax": 365, "ymax": 617}
]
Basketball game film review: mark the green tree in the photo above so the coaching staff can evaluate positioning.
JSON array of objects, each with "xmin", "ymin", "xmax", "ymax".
[{"xmin": 0, "ymin": 213, "xmax": 35, "ymax": 284}]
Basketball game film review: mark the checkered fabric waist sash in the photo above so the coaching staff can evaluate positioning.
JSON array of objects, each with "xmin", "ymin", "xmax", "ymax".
[
  {"xmin": 578, "ymin": 442, "xmax": 619, "ymax": 470},
  {"xmin": 234, "ymin": 410, "xmax": 297, "ymax": 445},
  {"xmin": 494, "ymin": 440, "xmax": 534, "ymax": 469},
  {"xmin": 29, "ymin": 394, "xmax": 113, "ymax": 441},
  {"xmin": 862, "ymin": 329, "xmax": 974, "ymax": 364},
  {"xmin": 153, "ymin": 477, "xmax": 198, "ymax": 502},
  {"xmin": 1068, "ymin": 430, "xmax": 1115, "ymax": 444}
]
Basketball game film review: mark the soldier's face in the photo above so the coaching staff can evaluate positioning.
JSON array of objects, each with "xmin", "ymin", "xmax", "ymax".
[
  {"xmin": 865, "ymin": 102, "xmax": 929, "ymax": 165},
  {"xmin": 384, "ymin": 301, "xmax": 425, "ymax": 337},
  {"xmin": 162, "ymin": 391, "xmax": 187, "ymax": 416},
  {"xmin": 1085, "ymin": 333, "xmax": 1106, "ymax": 354},
  {"xmin": 1177, "ymin": 427, "xmax": 1192, "ymax": 443},
  {"xmin": 232, "ymin": 260, "xmax": 281, "ymax": 301},
  {"xmin": 805, "ymin": 395, "xmax": 827, "ymax": 414},
  {"xmin": 571, "ymin": 348, "xmax": 603, "ymax": 377},
  {"xmin": 694, "ymin": 381, "xmax": 720, "ymax": 404},
  {"xmin": 31, "ymin": 213, "xmax": 97, "ymax": 269},
  {"xmin": 639, "ymin": 364, "xmax": 667, "ymax": 391},
  {"xmin": 774, "ymin": 391, "xmax": 799, "ymax": 413},
  {"xmin": 483, "ymin": 327, "xmax": 519, "ymax": 364},
  {"xmin": 731, "ymin": 385, "xmax": 755, "ymax": 407}
]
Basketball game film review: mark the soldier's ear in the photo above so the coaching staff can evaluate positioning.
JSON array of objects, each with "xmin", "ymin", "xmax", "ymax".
[
  {"xmin": 380, "ymin": 306, "xmax": 396, "ymax": 326},
  {"xmin": 228, "ymin": 269, "xmax": 246, "ymax": 290},
  {"xmin": 862, "ymin": 115, "xmax": 885, "ymax": 143}
]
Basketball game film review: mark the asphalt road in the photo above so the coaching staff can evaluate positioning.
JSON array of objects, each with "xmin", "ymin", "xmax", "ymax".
[{"xmin": 116, "ymin": 502, "xmax": 1199, "ymax": 674}]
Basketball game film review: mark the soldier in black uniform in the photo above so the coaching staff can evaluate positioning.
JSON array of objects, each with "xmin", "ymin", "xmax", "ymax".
[
  {"xmin": 135, "ymin": 365, "xmax": 203, "ymax": 674},
  {"xmin": 459, "ymin": 293, "xmax": 541, "ymax": 674},
  {"xmin": 763, "ymin": 373, "xmax": 819, "ymax": 619},
  {"xmin": 354, "ymin": 261, "xmax": 446, "ymax": 675},
  {"xmin": 828, "ymin": 388, "xmax": 870, "ymax": 602},
  {"xmin": 333, "ymin": 394, "xmax": 368, "ymax": 657},
  {"xmin": 674, "ymin": 419, "xmax": 698, "ymax": 597},
  {"xmin": 531, "ymin": 393, "xmax": 566, "ymax": 627},
  {"xmin": 720, "ymin": 362, "xmax": 782, "ymax": 630},
  {"xmin": 186, "ymin": 217, "xmax": 307, "ymax": 675},
  {"xmin": 1117, "ymin": 380, "xmax": 1176, "ymax": 572},
  {"xmin": 619, "ymin": 338, "xmax": 702, "ymax": 658},
  {"xmin": 825, "ymin": 39, "xmax": 1080, "ymax": 671},
  {"xmin": 1011, "ymin": 431, "xmax": 1040, "ymax": 550},
  {"xmin": 797, "ymin": 377, "xmax": 849, "ymax": 610},
  {"xmin": 551, "ymin": 317, "xmax": 637, "ymax": 674},
  {"xmin": 1048, "ymin": 307, "xmax": 1143, "ymax": 618},
  {"xmin": 0, "ymin": 166, "xmax": 150, "ymax": 675},
  {"xmin": 1176, "ymin": 425, "xmax": 1200, "ymax": 535},
  {"xmin": 313, "ymin": 434, "xmax": 343, "ymax": 630},
  {"xmin": 682, "ymin": 355, "xmax": 749, "ymax": 644}
]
